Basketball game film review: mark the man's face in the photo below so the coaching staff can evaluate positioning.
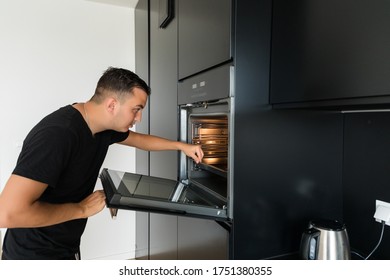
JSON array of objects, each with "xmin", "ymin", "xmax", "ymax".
[{"xmin": 113, "ymin": 88, "xmax": 148, "ymax": 132}]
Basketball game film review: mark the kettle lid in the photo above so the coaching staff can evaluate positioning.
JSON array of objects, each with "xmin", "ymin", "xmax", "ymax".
[{"xmin": 310, "ymin": 219, "xmax": 346, "ymax": 231}]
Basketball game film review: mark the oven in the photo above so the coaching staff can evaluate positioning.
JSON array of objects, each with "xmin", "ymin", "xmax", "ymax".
[
  {"xmin": 100, "ymin": 64, "xmax": 234, "ymax": 222},
  {"xmin": 179, "ymin": 98, "xmax": 233, "ymax": 220}
]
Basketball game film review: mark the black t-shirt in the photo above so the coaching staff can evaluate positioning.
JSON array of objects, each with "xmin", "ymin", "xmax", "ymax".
[{"xmin": 3, "ymin": 105, "xmax": 129, "ymax": 260}]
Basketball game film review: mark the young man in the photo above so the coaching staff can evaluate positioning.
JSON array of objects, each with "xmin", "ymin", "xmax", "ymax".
[{"xmin": 0, "ymin": 67, "xmax": 204, "ymax": 260}]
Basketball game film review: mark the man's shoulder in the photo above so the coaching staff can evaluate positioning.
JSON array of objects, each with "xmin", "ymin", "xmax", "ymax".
[
  {"xmin": 25, "ymin": 106, "xmax": 81, "ymax": 144},
  {"xmin": 33, "ymin": 105, "xmax": 81, "ymax": 132},
  {"xmin": 41, "ymin": 105, "xmax": 77, "ymax": 124}
]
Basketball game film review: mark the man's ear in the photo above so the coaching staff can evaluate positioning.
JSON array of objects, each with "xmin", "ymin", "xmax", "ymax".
[{"xmin": 106, "ymin": 97, "xmax": 117, "ymax": 114}]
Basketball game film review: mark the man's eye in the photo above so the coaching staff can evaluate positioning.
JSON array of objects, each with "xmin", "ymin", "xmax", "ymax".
[{"xmin": 133, "ymin": 108, "xmax": 141, "ymax": 113}]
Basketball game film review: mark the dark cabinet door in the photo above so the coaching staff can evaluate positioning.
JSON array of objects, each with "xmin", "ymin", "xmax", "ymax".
[
  {"xmin": 178, "ymin": 216, "xmax": 229, "ymax": 260},
  {"xmin": 149, "ymin": 0, "xmax": 178, "ymax": 180},
  {"xmin": 270, "ymin": 0, "xmax": 390, "ymax": 107},
  {"xmin": 134, "ymin": 0, "xmax": 232, "ymax": 260},
  {"xmin": 149, "ymin": 0, "xmax": 180, "ymax": 260},
  {"xmin": 135, "ymin": 0, "xmax": 150, "ymax": 176},
  {"xmin": 178, "ymin": 0, "xmax": 232, "ymax": 80}
]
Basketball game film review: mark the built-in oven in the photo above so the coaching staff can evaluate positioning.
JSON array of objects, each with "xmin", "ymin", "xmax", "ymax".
[
  {"xmin": 100, "ymin": 63, "xmax": 233, "ymax": 222},
  {"xmin": 179, "ymin": 98, "xmax": 233, "ymax": 220}
]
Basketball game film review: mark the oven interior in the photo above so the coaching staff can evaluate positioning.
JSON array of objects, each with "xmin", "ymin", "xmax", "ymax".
[{"xmin": 184, "ymin": 105, "xmax": 230, "ymax": 206}]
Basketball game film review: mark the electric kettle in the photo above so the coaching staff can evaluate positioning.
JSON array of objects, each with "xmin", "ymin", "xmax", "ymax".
[{"xmin": 300, "ymin": 219, "xmax": 351, "ymax": 260}]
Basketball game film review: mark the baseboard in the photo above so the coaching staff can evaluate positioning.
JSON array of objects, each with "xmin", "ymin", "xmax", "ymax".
[{"xmin": 83, "ymin": 251, "xmax": 136, "ymax": 260}]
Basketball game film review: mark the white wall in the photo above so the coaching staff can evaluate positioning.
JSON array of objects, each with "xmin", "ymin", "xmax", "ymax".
[{"xmin": 0, "ymin": 0, "xmax": 138, "ymax": 259}]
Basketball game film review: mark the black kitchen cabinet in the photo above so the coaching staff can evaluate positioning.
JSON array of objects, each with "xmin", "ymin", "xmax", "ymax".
[
  {"xmin": 232, "ymin": 0, "xmax": 345, "ymax": 259},
  {"xmin": 135, "ymin": 0, "xmax": 150, "ymax": 177},
  {"xmin": 134, "ymin": 0, "xmax": 229, "ymax": 260},
  {"xmin": 134, "ymin": 0, "xmax": 150, "ymax": 260},
  {"xmin": 178, "ymin": 0, "xmax": 232, "ymax": 80},
  {"xmin": 149, "ymin": 0, "xmax": 178, "ymax": 180},
  {"xmin": 178, "ymin": 217, "xmax": 229, "ymax": 259},
  {"xmin": 270, "ymin": 0, "xmax": 390, "ymax": 108},
  {"xmin": 133, "ymin": 0, "xmax": 347, "ymax": 260},
  {"xmin": 135, "ymin": 0, "xmax": 179, "ymax": 260}
]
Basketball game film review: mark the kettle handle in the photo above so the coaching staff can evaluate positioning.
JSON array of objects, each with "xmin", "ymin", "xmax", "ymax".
[{"xmin": 300, "ymin": 228, "xmax": 320, "ymax": 260}]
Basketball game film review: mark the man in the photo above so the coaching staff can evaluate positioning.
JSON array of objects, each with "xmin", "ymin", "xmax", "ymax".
[{"xmin": 0, "ymin": 67, "xmax": 204, "ymax": 260}]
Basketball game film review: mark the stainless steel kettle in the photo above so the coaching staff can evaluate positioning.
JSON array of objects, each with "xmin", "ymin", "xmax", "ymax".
[{"xmin": 300, "ymin": 219, "xmax": 351, "ymax": 260}]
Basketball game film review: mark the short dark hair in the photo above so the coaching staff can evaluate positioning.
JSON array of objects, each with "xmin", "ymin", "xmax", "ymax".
[{"xmin": 91, "ymin": 67, "xmax": 151, "ymax": 103}]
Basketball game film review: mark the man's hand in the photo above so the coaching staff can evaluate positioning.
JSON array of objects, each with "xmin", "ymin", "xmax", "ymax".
[
  {"xmin": 182, "ymin": 143, "xmax": 204, "ymax": 164},
  {"xmin": 79, "ymin": 190, "xmax": 106, "ymax": 218}
]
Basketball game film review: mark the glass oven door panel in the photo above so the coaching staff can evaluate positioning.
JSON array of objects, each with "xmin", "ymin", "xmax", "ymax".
[
  {"xmin": 106, "ymin": 169, "xmax": 179, "ymax": 200},
  {"xmin": 188, "ymin": 170, "xmax": 227, "ymax": 201},
  {"xmin": 100, "ymin": 168, "xmax": 228, "ymax": 220}
]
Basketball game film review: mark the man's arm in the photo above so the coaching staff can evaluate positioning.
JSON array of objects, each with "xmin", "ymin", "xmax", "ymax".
[
  {"xmin": 119, "ymin": 131, "xmax": 204, "ymax": 163},
  {"xmin": 0, "ymin": 174, "xmax": 106, "ymax": 228}
]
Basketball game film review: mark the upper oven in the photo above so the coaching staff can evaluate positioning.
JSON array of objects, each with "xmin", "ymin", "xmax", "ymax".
[{"xmin": 99, "ymin": 63, "xmax": 234, "ymax": 221}]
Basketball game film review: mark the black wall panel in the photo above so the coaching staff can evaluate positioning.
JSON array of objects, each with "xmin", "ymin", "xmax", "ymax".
[
  {"xmin": 233, "ymin": 0, "xmax": 344, "ymax": 259},
  {"xmin": 270, "ymin": 0, "xmax": 390, "ymax": 107},
  {"xmin": 343, "ymin": 112, "xmax": 390, "ymax": 259}
]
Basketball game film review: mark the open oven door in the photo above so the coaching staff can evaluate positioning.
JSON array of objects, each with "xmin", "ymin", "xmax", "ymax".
[{"xmin": 99, "ymin": 168, "xmax": 229, "ymax": 221}]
